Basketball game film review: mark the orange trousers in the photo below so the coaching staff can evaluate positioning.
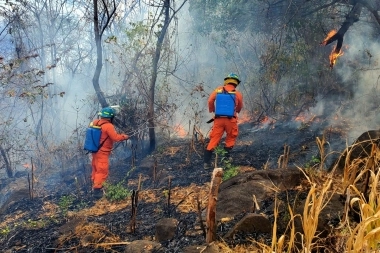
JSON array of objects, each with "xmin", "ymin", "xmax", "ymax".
[
  {"xmin": 206, "ymin": 117, "xmax": 238, "ymax": 150},
  {"xmin": 91, "ymin": 150, "xmax": 110, "ymax": 189}
]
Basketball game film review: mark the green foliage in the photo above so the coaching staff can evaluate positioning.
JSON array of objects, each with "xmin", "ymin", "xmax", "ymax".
[
  {"xmin": 305, "ymin": 155, "xmax": 320, "ymax": 169},
  {"xmin": 0, "ymin": 226, "xmax": 10, "ymax": 237},
  {"xmin": 213, "ymin": 145, "xmax": 239, "ymax": 180},
  {"xmin": 25, "ymin": 219, "xmax": 46, "ymax": 229},
  {"xmin": 213, "ymin": 146, "xmax": 227, "ymax": 168},
  {"xmin": 162, "ymin": 189, "xmax": 169, "ymax": 198},
  {"xmin": 104, "ymin": 181, "xmax": 131, "ymax": 202},
  {"xmin": 222, "ymin": 159, "xmax": 239, "ymax": 181},
  {"xmin": 58, "ymin": 195, "xmax": 75, "ymax": 215}
]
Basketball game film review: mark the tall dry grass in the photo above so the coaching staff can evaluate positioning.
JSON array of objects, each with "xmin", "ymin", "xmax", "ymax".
[
  {"xmin": 345, "ymin": 170, "xmax": 380, "ymax": 252},
  {"xmin": 344, "ymin": 144, "xmax": 380, "ymax": 252},
  {"xmin": 220, "ymin": 134, "xmax": 380, "ymax": 252}
]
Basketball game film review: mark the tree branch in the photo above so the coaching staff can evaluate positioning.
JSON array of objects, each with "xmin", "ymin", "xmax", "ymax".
[
  {"xmin": 302, "ymin": 0, "xmax": 340, "ymax": 17},
  {"xmin": 321, "ymin": 3, "xmax": 363, "ymax": 53},
  {"xmin": 360, "ymin": 0, "xmax": 380, "ymax": 25}
]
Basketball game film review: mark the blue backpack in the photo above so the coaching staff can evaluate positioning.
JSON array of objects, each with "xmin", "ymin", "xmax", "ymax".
[
  {"xmin": 215, "ymin": 87, "xmax": 236, "ymax": 118},
  {"xmin": 83, "ymin": 122, "xmax": 109, "ymax": 153}
]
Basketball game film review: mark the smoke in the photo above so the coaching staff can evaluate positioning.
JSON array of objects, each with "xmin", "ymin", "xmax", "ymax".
[{"xmin": 327, "ymin": 22, "xmax": 380, "ymax": 143}]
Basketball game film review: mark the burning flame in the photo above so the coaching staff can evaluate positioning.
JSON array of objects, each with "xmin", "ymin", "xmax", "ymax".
[
  {"xmin": 294, "ymin": 112, "xmax": 318, "ymax": 124},
  {"xmin": 321, "ymin": 29, "xmax": 337, "ymax": 46},
  {"xmin": 23, "ymin": 163, "xmax": 31, "ymax": 169},
  {"xmin": 238, "ymin": 110, "xmax": 251, "ymax": 125},
  {"xmin": 321, "ymin": 29, "xmax": 344, "ymax": 69},
  {"xmin": 259, "ymin": 116, "xmax": 276, "ymax": 129},
  {"xmin": 329, "ymin": 46, "xmax": 344, "ymax": 69},
  {"xmin": 173, "ymin": 124, "xmax": 187, "ymax": 138}
]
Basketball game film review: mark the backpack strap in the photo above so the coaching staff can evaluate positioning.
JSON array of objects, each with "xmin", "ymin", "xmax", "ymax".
[{"xmin": 95, "ymin": 121, "xmax": 111, "ymax": 151}]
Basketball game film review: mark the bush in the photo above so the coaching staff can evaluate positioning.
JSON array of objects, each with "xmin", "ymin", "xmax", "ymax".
[{"xmin": 104, "ymin": 181, "xmax": 131, "ymax": 202}]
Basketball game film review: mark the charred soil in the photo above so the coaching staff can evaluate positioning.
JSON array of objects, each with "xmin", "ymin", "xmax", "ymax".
[{"xmin": 0, "ymin": 119, "xmax": 347, "ymax": 252}]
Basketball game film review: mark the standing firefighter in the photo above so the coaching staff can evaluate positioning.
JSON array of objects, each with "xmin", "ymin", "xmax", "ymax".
[
  {"xmin": 90, "ymin": 107, "xmax": 128, "ymax": 199},
  {"xmin": 204, "ymin": 73, "xmax": 243, "ymax": 169}
]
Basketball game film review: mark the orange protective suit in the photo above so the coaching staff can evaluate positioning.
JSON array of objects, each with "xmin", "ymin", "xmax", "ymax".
[
  {"xmin": 206, "ymin": 83, "xmax": 243, "ymax": 151},
  {"xmin": 91, "ymin": 118, "xmax": 128, "ymax": 189}
]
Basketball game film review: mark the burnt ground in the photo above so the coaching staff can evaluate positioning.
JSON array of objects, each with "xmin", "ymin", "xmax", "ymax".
[{"xmin": 0, "ymin": 118, "xmax": 348, "ymax": 253}]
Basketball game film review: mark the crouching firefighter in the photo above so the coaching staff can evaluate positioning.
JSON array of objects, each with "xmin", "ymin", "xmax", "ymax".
[
  {"xmin": 88, "ymin": 107, "xmax": 129, "ymax": 199},
  {"xmin": 204, "ymin": 73, "xmax": 243, "ymax": 170}
]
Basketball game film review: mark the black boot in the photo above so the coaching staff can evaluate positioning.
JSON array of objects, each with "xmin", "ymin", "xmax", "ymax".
[
  {"xmin": 224, "ymin": 147, "xmax": 233, "ymax": 162},
  {"xmin": 203, "ymin": 149, "xmax": 213, "ymax": 170},
  {"xmin": 93, "ymin": 188, "xmax": 104, "ymax": 200}
]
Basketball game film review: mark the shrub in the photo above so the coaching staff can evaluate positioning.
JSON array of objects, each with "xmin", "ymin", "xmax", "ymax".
[{"xmin": 104, "ymin": 181, "xmax": 131, "ymax": 202}]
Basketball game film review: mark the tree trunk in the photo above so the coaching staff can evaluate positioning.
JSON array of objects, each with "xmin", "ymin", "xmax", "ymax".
[
  {"xmin": 0, "ymin": 145, "xmax": 12, "ymax": 178},
  {"xmin": 147, "ymin": 0, "xmax": 171, "ymax": 152},
  {"xmin": 92, "ymin": 0, "xmax": 109, "ymax": 108}
]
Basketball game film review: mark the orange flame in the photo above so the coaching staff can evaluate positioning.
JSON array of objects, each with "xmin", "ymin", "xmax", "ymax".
[
  {"xmin": 321, "ymin": 29, "xmax": 337, "ymax": 46},
  {"xmin": 173, "ymin": 124, "xmax": 187, "ymax": 138},
  {"xmin": 259, "ymin": 116, "xmax": 276, "ymax": 129},
  {"xmin": 238, "ymin": 110, "xmax": 251, "ymax": 125},
  {"xmin": 295, "ymin": 112, "xmax": 318, "ymax": 123},
  {"xmin": 329, "ymin": 46, "xmax": 344, "ymax": 69},
  {"xmin": 23, "ymin": 163, "xmax": 31, "ymax": 169}
]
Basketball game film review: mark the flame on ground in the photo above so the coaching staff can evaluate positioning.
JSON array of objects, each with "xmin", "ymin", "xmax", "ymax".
[
  {"xmin": 294, "ymin": 112, "xmax": 319, "ymax": 124},
  {"xmin": 259, "ymin": 116, "xmax": 276, "ymax": 129},
  {"xmin": 238, "ymin": 110, "xmax": 251, "ymax": 125},
  {"xmin": 173, "ymin": 124, "xmax": 187, "ymax": 138}
]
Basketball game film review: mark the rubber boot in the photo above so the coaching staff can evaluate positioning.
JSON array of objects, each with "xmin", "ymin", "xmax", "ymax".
[
  {"xmin": 203, "ymin": 149, "xmax": 213, "ymax": 170},
  {"xmin": 93, "ymin": 188, "xmax": 104, "ymax": 200},
  {"xmin": 224, "ymin": 147, "xmax": 233, "ymax": 162}
]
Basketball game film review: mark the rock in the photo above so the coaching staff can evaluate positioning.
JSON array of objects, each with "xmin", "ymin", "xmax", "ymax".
[
  {"xmin": 224, "ymin": 213, "xmax": 272, "ymax": 238},
  {"xmin": 329, "ymin": 129, "xmax": 380, "ymax": 173},
  {"xmin": 124, "ymin": 240, "xmax": 164, "ymax": 253},
  {"xmin": 216, "ymin": 168, "xmax": 305, "ymax": 220},
  {"xmin": 0, "ymin": 179, "xmax": 30, "ymax": 214},
  {"xmin": 155, "ymin": 218, "xmax": 178, "ymax": 242}
]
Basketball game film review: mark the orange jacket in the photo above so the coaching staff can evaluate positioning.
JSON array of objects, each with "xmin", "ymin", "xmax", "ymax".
[
  {"xmin": 208, "ymin": 84, "xmax": 243, "ymax": 117},
  {"xmin": 92, "ymin": 119, "xmax": 128, "ymax": 152}
]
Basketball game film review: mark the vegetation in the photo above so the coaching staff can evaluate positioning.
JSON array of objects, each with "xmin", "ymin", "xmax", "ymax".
[
  {"xmin": 104, "ymin": 181, "xmax": 131, "ymax": 202},
  {"xmin": 0, "ymin": 226, "xmax": 10, "ymax": 237},
  {"xmin": 58, "ymin": 195, "xmax": 75, "ymax": 216},
  {"xmin": 0, "ymin": 0, "xmax": 379, "ymax": 251},
  {"xmin": 222, "ymin": 159, "xmax": 239, "ymax": 181}
]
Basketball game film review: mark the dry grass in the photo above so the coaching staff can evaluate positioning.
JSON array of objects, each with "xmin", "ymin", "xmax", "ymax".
[
  {"xmin": 5, "ymin": 134, "xmax": 380, "ymax": 252},
  {"xmin": 251, "ymin": 132, "xmax": 380, "ymax": 252},
  {"xmin": 57, "ymin": 221, "xmax": 122, "ymax": 249},
  {"xmin": 345, "ymin": 170, "xmax": 380, "ymax": 252}
]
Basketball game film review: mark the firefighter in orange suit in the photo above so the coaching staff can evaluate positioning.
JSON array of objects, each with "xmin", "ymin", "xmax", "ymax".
[
  {"xmin": 204, "ymin": 73, "xmax": 243, "ymax": 169},
  {"xmin": 91, "ymin": 107, "xmax": 128, "ymax": 198}
]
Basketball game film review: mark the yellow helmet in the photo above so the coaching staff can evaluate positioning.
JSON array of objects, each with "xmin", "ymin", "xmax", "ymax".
[{"xmin": 224, "ymin": 73, "xmax": 241, "ymax": 85}]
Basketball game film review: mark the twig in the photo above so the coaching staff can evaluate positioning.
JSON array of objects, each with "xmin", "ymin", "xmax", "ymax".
[
  {"xmin": 196, "ymin": 192, "xmax": 206, "ymax": 238},
  {"xmin": 167, "ymin": 177, "xmax": 172, "ymax": 217},
  {"xmin": 31, "ymin": 157, "xmax": 34, "ymax": 200}
]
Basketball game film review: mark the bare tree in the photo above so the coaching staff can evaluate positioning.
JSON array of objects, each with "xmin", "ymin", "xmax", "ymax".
[
  {"xmin": 92, "ymin": 0, "xmax": 119, "ymax": 107},
  {"xmin": 146, "ymin": 0, "xmax": 187, "ymax": 152}
]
